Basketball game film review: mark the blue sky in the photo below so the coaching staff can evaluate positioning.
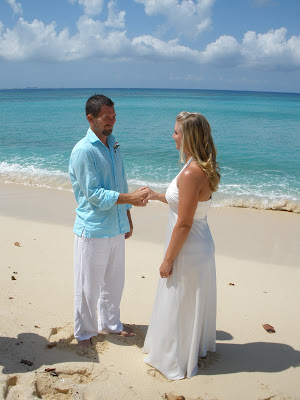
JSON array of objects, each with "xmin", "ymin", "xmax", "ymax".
[{"xmin": 0, "ymin": 0, "xmax": 299, "ymax": 92}]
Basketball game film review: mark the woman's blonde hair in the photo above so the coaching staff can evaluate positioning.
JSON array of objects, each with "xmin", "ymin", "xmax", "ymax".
[{"xmin": 176, "ymin": 111, "xmax": 220, "ymax": 192}]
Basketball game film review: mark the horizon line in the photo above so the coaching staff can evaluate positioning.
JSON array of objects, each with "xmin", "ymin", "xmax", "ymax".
[{"xmin": 1, "ymin": 87, "xmax": 300, "ymax": 95}]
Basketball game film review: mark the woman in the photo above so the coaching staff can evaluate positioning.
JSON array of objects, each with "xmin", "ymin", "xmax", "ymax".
[{"xmin": 143, "ymin": 111, "xmax": 220, "ymax": 380}]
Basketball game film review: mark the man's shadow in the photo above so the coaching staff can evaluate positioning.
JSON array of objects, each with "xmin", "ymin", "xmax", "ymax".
[
  {"xmin": 0, "ymin": 324, "xmax": 146, "ymax": 375},
  {"xmin": 0, "ymin": 332, "xmax": 98, "ymax": 375}
]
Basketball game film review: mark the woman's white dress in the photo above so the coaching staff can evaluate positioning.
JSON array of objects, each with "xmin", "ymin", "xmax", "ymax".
[{"xmin": 143, "ymin": 159, "xmax": 216, "ymax": 380}]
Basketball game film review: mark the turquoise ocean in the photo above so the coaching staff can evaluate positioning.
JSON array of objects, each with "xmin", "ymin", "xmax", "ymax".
[{"xmin": 0, "ymin": 88, "xmax": 299, "ymax": 212}]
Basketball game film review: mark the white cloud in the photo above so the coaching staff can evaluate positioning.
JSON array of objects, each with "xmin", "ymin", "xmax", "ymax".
[
  {"xmin": 105, "ymin": 0, "xmax": 126, "ymax": 29},
  {"xmin": 201, "ymin": 35, "xmax": 241, "ymax": 66},
  {"xmin": 5, "ymin": 0, "xmax": 22, "ymax": 15},
  {"xmin": 0, "ymin": 13, "xmax": 299, "ymax": 72},
  {"xmin": 134, "ymin": 0, "xmax": 175, "ymax": 15},
  {"xmin": 132, "ymin": 35, "xmax": 199, "ymax": 61},
  {"xmin": 0, "ymin": 16, "xmax": 131, "ymax": 62},
  {"xmin": 69, "ymin": 0, "xmax": 105, "ymax": 16},
  {"xmin": 241, "ymin": 28, "xmax": 300, "ymax": 69},
  {"xmin": 134, "ymin": 0, "xmax": 215, "ymax": 39}
]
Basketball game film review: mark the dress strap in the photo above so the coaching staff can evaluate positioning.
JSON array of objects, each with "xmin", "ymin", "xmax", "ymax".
[
  {"xmin": 185, "ymin": 157, "xmax": 193, "ymax": 167},
  {"xmin": 177, "ymin": 157, "xmax": 193, "ymax": 179},
  {"xmin": 181, "ymin": 157, "xmax": 193, "ymax": 172}
]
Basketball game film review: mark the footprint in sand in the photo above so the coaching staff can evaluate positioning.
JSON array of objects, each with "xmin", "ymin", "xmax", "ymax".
[
  {"xmin": 47, "ymin": 323, "xmax": 109, "ymax": 358},
  {"xmin": 1, "ymin": 365, "xmax": 109, "ymax": 400},
  {"xmin": 35, "ymin": 365, "xmax": 109, "ymax": 398},
  {"xmin": 0, "ymin": 375, "xmax": 19, "ymax": 400},
  {"xmin": 146, "ymin": 368, "xmax": 169, "ymax": 382},
  {"xmin": 34, "ymin": 367, "xmax": 93, "ymax": 399},
  {"xmin": 48, "ymin": 323, "xmax": 75, "ymax": 346},
  {"xmin": 1, "ymin": 374, "xmax": 41, "ymax": 400}
]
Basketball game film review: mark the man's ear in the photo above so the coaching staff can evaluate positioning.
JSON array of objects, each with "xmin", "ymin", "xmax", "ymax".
[{"xmin": 86, "ymin": 114, "xmax": 93, "ymax": 123}]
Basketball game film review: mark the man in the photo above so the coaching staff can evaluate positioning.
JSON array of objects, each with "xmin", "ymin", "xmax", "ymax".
[{"xmin": 69, "ymin": 94, "xmax": 147, "ymax": 346}]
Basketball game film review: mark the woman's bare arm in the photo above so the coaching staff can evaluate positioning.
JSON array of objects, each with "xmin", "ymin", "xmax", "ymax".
[
  {"xmin": 159, "ymin": 166, "xmax": 207, "ymax": 277},
  {"xmin": 144, "ymin": 188, "xmax": 168, "ymax": 203}
]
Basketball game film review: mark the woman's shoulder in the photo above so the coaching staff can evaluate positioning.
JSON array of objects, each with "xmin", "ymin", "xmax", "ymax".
[{"xmin": 180, "ymin": 160, "xmax": 207, "ymax": 184}]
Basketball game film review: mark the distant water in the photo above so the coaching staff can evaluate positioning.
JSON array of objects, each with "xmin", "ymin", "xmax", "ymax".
[{"xmin": 0, "ymin": 88, "xmax": 299, "ymax": 212}]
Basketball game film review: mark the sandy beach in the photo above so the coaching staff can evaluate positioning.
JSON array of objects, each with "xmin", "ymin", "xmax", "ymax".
[{"xmin": 0, "ymin": 183, "xmax": 299, "ymax": 400}]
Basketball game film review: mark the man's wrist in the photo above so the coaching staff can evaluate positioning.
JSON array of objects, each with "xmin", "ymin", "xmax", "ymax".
[{"xmin": 116, "ymin": 192, "xmax": 131, "ymax": 205}]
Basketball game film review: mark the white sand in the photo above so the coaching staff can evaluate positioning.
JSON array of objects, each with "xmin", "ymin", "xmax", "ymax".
[{"xmin": 0, "ymin": 183, "xmax": 299, "ymax": 400}]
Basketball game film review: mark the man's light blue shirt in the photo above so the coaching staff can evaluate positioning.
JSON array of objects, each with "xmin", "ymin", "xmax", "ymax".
[{"xmin": 69, "ymin": 128, "xmax": 131, "ymax": 238}]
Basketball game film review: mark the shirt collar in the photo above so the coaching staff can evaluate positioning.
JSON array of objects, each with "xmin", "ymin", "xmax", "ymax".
[{"xmin": 86, "ymin": 128, "xmax": 115, "ymax": 147}]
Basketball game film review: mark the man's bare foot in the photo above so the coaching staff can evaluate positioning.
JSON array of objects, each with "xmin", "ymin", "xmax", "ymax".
[
  {"xmin": 119, "ymin": 326, "xmax": 135, "ymax": 337},
  {"xmin": 77, "ymin": 338, "xmax": 92, "ymax": 347}
]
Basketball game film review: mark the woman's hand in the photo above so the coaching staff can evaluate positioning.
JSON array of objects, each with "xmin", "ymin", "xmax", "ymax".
[
  {"xmin": 140, "ymin": 186, "xmax": 157, "ymax": 202},
  {"xmin": 139, "ymin": 187, "xmax": 168, "ymax": 203},
  {"xmin": 159, "ymin": 259, "xmax": 173, "ymax": 278}
]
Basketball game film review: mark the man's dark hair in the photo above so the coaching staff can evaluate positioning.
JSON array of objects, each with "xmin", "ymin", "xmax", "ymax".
[{"xmin": 85, "ymin": 94, "xmax": 114, "ymax": 117}]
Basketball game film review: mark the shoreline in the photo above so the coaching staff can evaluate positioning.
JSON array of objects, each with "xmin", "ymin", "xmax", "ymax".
[
  {"xmin": 0, "ymin": 182, "xmax": 299, "ymax": 266},
  {"xmin": 1, "ymin": 178, "xmax": 299, "ymax": 214}
]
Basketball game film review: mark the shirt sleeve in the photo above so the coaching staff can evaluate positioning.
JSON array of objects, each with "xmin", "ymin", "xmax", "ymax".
[
  {"xmin": 70, "ymin": 148, "xmax": 120, "ymax": 211},
  {"xmin": 121, "ymin": 156, "xmax": 132, "ymax": 211}
]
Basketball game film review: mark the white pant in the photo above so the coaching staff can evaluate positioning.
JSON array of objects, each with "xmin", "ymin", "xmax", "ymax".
[{"xmin": 74, "ymin": 233, "xmax": 125, "ymax": 341}]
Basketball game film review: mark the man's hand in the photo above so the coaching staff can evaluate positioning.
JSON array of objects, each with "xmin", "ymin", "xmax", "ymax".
[
  {"xmin": 142, "ymin": 187, "xmax": 156, "ymax": 202},
  {"xmin": 125, "ymin": 210, "xmax": 133, "ymax": 239},
  {"xmin": 127, "ymin": 187, "xmax": 149, "ymax": 207},
  {"xmin": 117, "ymin": 187, "xmax": 149, "ymax": 207}
]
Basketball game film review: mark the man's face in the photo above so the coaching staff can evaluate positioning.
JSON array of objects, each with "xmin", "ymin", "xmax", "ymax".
[{"xmin": 89, "ymin": 105, "xmax": 116, "ymax": 139}]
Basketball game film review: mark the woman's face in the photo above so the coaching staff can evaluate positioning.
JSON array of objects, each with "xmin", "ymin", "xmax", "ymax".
[{"xmin": 173, "ymin": 121, "xmax": 182, "ymax": 150}]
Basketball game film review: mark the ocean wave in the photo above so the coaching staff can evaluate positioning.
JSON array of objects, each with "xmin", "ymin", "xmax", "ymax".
[
  {"xmin": 0, "ymin": 161, "xmax": 71, "ymax": 190},
  {"xmin": 212, "ymin": 195, "xmax": 300, "ymax": 213},
  {"xmin": 128, "ymin": 178, "xmax": 300, "ymax": 213},
  {"xmin": 1, "ymin": 162, "xmax": 299, "ymax": 213}
]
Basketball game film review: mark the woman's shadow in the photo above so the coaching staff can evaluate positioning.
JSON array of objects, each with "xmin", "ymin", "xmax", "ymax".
[{"xmin": 198, "ymin": 330, "xmax": 300, "ymax": 375}]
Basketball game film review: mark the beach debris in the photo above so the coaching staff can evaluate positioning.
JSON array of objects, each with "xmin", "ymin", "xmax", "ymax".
[
  {"xmin": 14, "ymin": 242, "xmax": 21, "ymax": 247},
  {"xmin": 141, "ymin": 275, "xmax": 145, "ymax": 278},
  {"xmin": 34, "ymin": 325, "xmax": 40, "ymax": 328},
  {"xmin": 9, "ymin": 297, "xmax": 14, "ymax": 299},
  {"xmin": 13, "ymin": 271, "xmax": 18, "ymax": 274},
  {"xmin": 262, "ymin": 324, "xmax": 276, "ymax": 333},
  {"xmin": 164, "ymin": 395, "xmax": 185, "ymax": 400},
  {"xmin": 228, "ymin": 282, "xmax": 235, "ymax": 286},
  {"xmin": 20, "ymin": 359, "xmax": 33, "ymax": 366},
  {"xmin": 45, "ymin": 368, "xmax": 58, "ymax": 376},
  {"xmin": 46, "ymin": 342, "xmax": 57, "ymax": 349},
  {"xmin": 11, "ymin": 276, "xmax": 17, "ymax": 280}
]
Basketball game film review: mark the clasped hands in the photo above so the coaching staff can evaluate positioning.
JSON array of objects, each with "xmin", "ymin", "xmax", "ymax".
[{"xmin": 131, "ymin": 186, "xmax": 155, "ymax": 207}]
